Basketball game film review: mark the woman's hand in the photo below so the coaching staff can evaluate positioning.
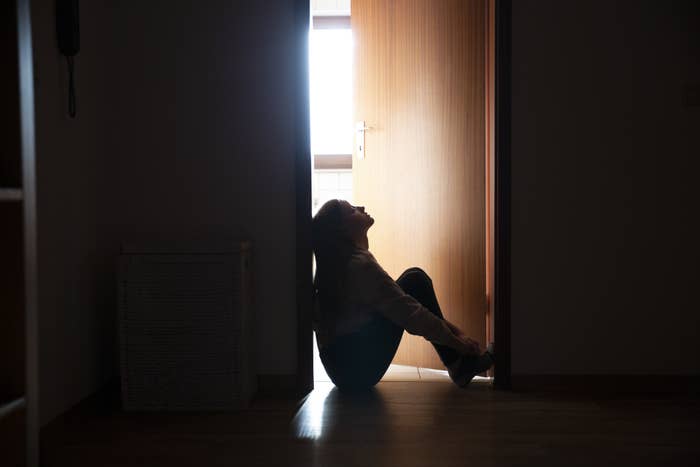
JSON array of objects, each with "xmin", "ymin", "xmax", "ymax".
[{"xmin": 445, "ymin": 320, "xmax": 481, "ymax": 356}]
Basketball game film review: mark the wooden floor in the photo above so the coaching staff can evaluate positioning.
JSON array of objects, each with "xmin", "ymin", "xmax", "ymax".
[
  {"xmin": 320, "ymin": 362, "xmax": 472, "ymax": 382},
  {"xmin": 41, "ymin": 381, "xmax": 700, "ymax": 467}
]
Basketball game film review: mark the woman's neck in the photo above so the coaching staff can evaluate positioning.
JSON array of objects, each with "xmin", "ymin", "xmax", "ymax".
[{"xmin": 354, "ymin": 236, "xmax": 369, "ymax": 250}]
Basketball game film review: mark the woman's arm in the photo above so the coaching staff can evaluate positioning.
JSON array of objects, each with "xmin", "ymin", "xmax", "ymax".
[
  {"xmin": 444, "ymin": 320, "xmax": 481, "ymax": 355},
  {"xmin": 349, "ymin": 256, "xmax": 480, "ymax": 356},
  {"xmin": 388, "ymin": 300, "xmax": 480, "ymax": 355}
]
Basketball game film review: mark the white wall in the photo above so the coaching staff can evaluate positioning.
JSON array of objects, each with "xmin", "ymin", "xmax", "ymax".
[
  {"xmin": 32, "ymin": 0, "xmax": 303, "ymax": 424},
  {"xmin": 510, "ymin": 0, "xmax": 700, "ymax": 375}
]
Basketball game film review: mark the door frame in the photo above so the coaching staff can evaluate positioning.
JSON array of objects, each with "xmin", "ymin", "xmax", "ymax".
[
  {"xmin": 17, "ymin": 0, "xmax": 40, "ymax": 462},
  {"xmin": 294, "ymin": 0, "xmax": 512, "ymax": 394},
  {"xmin": 492, "ymin": 0, "xmax": 512, "ymax": 390},
  {"xmin": 294, "ymin": 0, "xmax": 314, "ymax": 396}
]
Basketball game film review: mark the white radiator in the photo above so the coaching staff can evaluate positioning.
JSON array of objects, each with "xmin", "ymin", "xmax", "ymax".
[{"xmin": 118, "ymin": 242, "xmax": 255, "ymax": 410}]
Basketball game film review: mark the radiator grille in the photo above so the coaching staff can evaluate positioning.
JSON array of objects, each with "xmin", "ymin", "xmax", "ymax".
[{"xmin": 118, "ymin": 245, "xmax": 254, "ymax": 410}]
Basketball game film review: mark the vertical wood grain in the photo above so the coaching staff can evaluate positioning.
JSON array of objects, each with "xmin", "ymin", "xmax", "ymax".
[{"xmin": 353, "ymin": 0, "xmax": 487, "ymax": 369}]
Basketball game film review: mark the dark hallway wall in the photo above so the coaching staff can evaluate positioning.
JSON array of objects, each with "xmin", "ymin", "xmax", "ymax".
[
  {"xmin": 29, "ymin": 0, "xmax": 699, "ymax": 425},
  {"xmin": 33, "ymin": 0, "xmax": 114, "ymax": 426},
  {"xmin": 510, "ymin": 0, "xmax": 700, "ymax": 375},
  {"xmin": 32, "ymin": 0, "xmax": 304, "ymax": 424}
]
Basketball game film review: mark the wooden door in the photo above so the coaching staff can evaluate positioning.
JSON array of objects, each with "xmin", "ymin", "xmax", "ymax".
[{"xmin": 352, "ymin": 0, "xmax": 487, "ymax": 369}]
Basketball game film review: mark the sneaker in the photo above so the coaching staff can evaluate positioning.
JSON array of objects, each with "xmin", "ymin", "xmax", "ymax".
[{"xmin": 447, "ymin": 346, "xmax": 494, "ymax": 388}]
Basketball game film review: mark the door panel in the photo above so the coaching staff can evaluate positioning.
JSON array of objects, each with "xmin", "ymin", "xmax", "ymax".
[{"xmin": 353, "ymin": 0, "xmax": 487, "ymax": 369}]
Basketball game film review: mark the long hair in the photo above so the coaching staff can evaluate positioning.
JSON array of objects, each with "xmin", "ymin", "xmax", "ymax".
[{"xmin": 312, "ymin": 200, "xmax": 356, "ymax": 314}]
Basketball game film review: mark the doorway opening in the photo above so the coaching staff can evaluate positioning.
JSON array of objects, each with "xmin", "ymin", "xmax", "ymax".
[
  {"xmin": 309, "ymin": 10, "xmax": 353, "ymax": 383},
  {"xmin": 308, "ymin": 0, "xmax": 496, "ymax": 385}
]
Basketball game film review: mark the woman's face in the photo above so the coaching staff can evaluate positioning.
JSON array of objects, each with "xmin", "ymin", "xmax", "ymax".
[{"xmin": 339, "ymin": 201, "xmax": 374, "ymax": 241}]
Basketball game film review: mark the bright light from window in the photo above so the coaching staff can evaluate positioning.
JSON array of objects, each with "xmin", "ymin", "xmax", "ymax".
[{"xmin": 310, "ymin": 29, "xmax": 353, "ymax": 155}]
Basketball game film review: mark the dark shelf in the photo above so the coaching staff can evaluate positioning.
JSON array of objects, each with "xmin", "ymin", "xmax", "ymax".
[
  {"xmin": 0, "ymin": 396, "xmax": 25, "ymax": 419},
  {"xmin": 0, "ymin": 188, "xmax": 23, "ymax": 201}
]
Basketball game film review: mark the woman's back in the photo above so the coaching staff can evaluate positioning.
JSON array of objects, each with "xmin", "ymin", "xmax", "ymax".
[{"xmin": 314, "ymin": 248, "xmax": 382, "ymax": 350}]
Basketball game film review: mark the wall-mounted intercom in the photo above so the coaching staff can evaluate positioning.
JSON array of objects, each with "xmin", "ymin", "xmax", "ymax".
[{"xmin": 56, "ymin": 0, "xmax": 80, "ymax": 118}]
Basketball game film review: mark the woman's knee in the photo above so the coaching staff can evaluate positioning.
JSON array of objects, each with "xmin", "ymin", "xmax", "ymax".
[{"xmin": 397, "ymin": 267, "xmax": 432, "ymax": 291}]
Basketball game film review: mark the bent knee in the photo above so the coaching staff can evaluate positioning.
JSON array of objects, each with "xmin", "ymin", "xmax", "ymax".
[{"xmin": 397, "ymin": 267, "xmax": 432, "ymax": 288}]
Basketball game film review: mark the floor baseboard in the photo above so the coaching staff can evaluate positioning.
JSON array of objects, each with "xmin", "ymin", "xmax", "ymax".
[
  {"xmin": 257, "ymin": 374, "xmax": 299, "ymax": 397},
  {"xmin": 511, "ymin": 374, "xmax": 700, "ymax": 395}
]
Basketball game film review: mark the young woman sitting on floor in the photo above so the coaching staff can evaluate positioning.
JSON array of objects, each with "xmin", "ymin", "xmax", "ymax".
[{"xmin": 312, "ymin": 199, "xmax": 494, "ymax": 391}]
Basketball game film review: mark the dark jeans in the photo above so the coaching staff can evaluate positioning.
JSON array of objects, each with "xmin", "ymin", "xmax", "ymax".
[{"xmin": 319, "ymin": 267, "xmax": 460, "ymax": 391}]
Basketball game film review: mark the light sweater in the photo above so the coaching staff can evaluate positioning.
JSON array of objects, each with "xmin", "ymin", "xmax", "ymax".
[{"xmin": 313, "ymin": 248, "xmax": 464, "ymax": 352}]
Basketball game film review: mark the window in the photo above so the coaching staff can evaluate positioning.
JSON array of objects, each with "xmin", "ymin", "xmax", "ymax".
[{"xmin": 309, "ymin": 28, "xmax": 353, "ymax": 156}]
